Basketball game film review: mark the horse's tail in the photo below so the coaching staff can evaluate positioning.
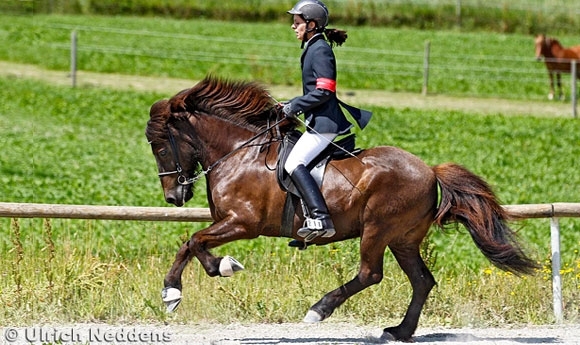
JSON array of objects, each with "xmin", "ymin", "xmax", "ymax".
[{"xmin": 432, "ymin": 162, "xmax": 538, "ymax": 275}]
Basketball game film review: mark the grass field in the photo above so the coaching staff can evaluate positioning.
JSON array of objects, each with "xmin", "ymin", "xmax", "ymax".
[
  {"xmin": 1, "ymin": 75, "xmax": 579, "ymax": 326},
  {"xmin": 4, "ymin": 0, "xmax": 580, "ymax": 35},
  {"xmin": 4, "ymin": 14, "xmax": 580, "ymax": 100},
  {"xmin": 1, "ymin": 14, "xmax": 580, "ymax": 327}
]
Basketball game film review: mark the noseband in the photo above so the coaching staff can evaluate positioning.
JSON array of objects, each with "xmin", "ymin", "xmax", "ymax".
[{"xmin": 157, "ymin": 126, "xmax": 196, "ymax": 186}]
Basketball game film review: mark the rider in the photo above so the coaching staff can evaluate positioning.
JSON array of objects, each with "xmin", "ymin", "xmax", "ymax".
[{"xmin": 281, "ymin": 0, "xmax": 371, "ymax": 243}]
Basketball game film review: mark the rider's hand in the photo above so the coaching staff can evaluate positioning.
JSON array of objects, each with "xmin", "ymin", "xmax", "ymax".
[{"xmin": 281, "ymin": 102, "xmax": 295, "ymax": 118}]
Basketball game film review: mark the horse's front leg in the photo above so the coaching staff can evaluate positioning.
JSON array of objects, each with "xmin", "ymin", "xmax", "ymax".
[
  {"xmin": 548, "ymin": 72, "xmax": 555, "ymax": 100},
  {"xmin": 162, "ymin": 220, "xmax": 251, "ymax": 312}
]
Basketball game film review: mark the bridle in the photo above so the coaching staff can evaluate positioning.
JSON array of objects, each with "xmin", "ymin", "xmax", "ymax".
[
  {"xmin": 157, "ymin": 116, "xmax": 287, "ymax": 186},
  {"xmin": 157, "ymin": 125, "xmax": 196, "ymax": 186}
]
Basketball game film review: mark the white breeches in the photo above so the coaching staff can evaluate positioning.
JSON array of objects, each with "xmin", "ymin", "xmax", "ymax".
[{"xmin": 284, "ymin": 131, "xmax": 337, "ymax": 175}]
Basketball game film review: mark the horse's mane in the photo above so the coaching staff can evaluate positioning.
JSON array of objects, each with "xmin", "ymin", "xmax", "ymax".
[
  {"xmin": 537, "ymin": 34, "xmax": 558, "ymax": 47},
  {"xmin": 167, "ymin": 76, "xmax": 296, "ymax": 133},
  {"xmin": 536, "ymin": 34, "xmax": 563, "ymax": 59},
  {"xmin": 547, "ymin": 37, "xmax": 563, "ymax": 48}
]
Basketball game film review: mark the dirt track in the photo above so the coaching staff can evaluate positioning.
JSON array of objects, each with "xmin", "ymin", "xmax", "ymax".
[
  {"xmin": 0, "ymin": 61, "xmax": 574, "ymax": 118},
  {"xmin": 169, "ymin": 322, "xmax": 580, "ymax": 344},
  {"xmin": 3, "ymin": 322, "xmax": 580, "ymax": 344}
]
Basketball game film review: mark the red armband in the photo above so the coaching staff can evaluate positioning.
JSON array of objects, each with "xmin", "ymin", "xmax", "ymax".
[{"xmin": 316, "ymin": 77, "xmax": 337, "ymax": 92}]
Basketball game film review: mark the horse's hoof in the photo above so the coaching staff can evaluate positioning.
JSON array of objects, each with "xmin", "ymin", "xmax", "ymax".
[
  {"xmin": 161, "ymin": 287, "xmax": 182, "ymax": 312},
  {"xmin": 380, "ymin": 331, "xmax": 396, "ymax": 342},
  {"xmin": 303, "ymin": 309, "xmax": 324, "ymax": 323},
  {"xmin": 219, "ymin": 255, "xmax": 244, "ymax": 277},
  {"xmin": 381, "ymin": 328, "xmax": 414, "ymax": 343}
]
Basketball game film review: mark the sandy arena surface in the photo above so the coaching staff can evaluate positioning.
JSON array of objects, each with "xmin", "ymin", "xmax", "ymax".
[
  {"xmin": 0, "ymin": 61, "xmax": 573, "ymax": 118},
  {"xmin": 169, "ymin": 322, "xmax": 580, "ymax": 344},
  {"xmin": 3, "ymin": 322, "xmax": 580, "ymax": 344}
]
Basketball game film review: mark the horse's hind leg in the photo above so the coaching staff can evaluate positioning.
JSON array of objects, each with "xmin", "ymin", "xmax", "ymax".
[
  {"xmin": 382, "ymin": 244, "xmax": 436, "ymax": 342},
  {"xmin": 556, "ymin": 73, "xmax": 564, "ymax": 100},
  {"xmin": 302, "ymin": 233, "xmax": 387, "ymax": 322}
]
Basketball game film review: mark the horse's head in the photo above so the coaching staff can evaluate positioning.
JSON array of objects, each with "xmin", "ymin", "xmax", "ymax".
[
  {"xmin": 146, "ymin": 76, "xmax": 299, "ymax": 207},
  {"xmin": 535, "ymin": 34, "xmax": 562, "ymax": 60},
  {"xmin": 145, "ymin": 99, "xmax": 201, "ymax": 207},
  {"xmin": 535, "ymin": 34, "xmax": 548, "ymax": 60}
]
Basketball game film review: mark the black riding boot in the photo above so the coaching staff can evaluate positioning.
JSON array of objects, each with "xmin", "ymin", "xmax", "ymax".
[{"xmin": 290, "ymin": 164, "xmax": 336, "ymax": 242}]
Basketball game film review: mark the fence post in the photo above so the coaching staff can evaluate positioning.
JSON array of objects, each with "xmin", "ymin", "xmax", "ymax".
[
  {"xmin": 571, "ymin": 60, "xmax": 577, "ymax": 118},
  {"xmin": 550, "ymin": 217, "xmax": 563, "ymax": 323},
  {"xmin": 422, "ymin": 41, "xmax": 430, "ymax": 96},
  {"xmin": 456, "ymin": 0, "xmax": 462, "ymax": 28},
  {"xmin": 71, "ymin": 30, "xmax": 77, "ymax": 88}
]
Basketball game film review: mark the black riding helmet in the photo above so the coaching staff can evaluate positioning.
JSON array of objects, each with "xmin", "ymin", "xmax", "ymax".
[{"xmin": 287, "ymin": 0, "xmax": 329, "ymax": 31}]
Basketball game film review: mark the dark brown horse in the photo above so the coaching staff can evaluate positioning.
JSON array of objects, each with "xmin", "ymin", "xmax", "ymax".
[
  {"xmin": 535, "ymin": 34, "xmax": 580, "ymax": 100},
  {"xmin": 145, "ymin": 76, "xmax": 537, "ymax": 341}
]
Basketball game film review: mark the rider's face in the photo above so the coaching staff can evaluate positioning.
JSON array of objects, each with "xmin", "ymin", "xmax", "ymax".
[{"xmin": 291, "ymin": 15, "xmax": 307, "ymax": 41}]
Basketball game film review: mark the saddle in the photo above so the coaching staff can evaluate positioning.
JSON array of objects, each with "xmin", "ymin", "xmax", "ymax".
[{"xmin": 276, "ymin": 130, "xmax": 362, "ymax": 238}]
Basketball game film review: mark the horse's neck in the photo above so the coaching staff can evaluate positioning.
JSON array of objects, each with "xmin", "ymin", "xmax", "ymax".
[
  {"xmin": 549, "ymin": 42, "xmax": 566, "ymax": 57},
  {"xmin": 196, "ymin": 115, "xmax": 274, "ymax": 171},
  {"xmin": 202, "ymin": 129, "xmax": 279, "ymax": 201},
  {"xmin": 551, "ymin": 44, "xmax": 580, "ymax": 60}
]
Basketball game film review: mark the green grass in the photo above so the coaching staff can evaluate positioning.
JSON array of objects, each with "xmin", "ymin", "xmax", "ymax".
[
  {"xmin": 1, "ymin": 75, "xmax": 579, "ymax": 326},
  {"xmin": 1, "ymin": 13, "xmax": 580, "ymax": 327},
  {"xmin": 3, "ymin": 14, "xmax": 580, "ymax": 100},
  {"xmin": 3, "ymin": 0, "xmax": 580, "ymax": 35}
]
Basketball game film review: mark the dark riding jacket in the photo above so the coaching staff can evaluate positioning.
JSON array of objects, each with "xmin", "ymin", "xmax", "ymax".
[{"xmin": 287, "ymin": 34, "xmax": 353, "ymax": 135}]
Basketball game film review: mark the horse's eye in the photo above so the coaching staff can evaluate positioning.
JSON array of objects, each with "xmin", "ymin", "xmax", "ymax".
[{"xmin": 159, "ymin": 149, "xmax": 168, "ymax": 157}]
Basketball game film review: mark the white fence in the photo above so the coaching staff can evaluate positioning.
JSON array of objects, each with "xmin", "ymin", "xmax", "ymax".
[
  {"xmin": 0, "ymin": 201, "xmax": 579, "ymax": 323},
  {"xmin": 58, "ymin": 24, "xmax": 579, "ymax": 117}
]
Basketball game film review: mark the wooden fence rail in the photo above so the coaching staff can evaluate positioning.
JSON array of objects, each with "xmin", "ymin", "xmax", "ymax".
[
  {"xmin": 0, "ymin": 202, "xmax": 213, "ymax": 222},
  {"xmin": 1, "ymin": 201, "xmax": 579, "ymax": 323},
  {"xmin": 2, "ymin": 202, "xmax": 577, "ymax": 222},
  {"xmin": 504, "ymin": 202, "xmax": 580, "ymax": 218}
]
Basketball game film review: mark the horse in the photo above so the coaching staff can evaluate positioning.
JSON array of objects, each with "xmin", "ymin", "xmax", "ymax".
[
  {"xmin": 534, "ymin": 34, "xmax": 580, "ymax": 100},
  {"xmin": 145, "ymin": 76, "xmax": 538, "ymax": 342}
]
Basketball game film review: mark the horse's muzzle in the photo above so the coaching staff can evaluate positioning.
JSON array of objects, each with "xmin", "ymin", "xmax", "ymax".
[{"xmin": 164, "ymin": 185, "xmax": 193, "ymax": 206}]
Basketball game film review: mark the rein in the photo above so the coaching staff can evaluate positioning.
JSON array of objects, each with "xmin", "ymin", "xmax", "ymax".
[
  {"xmin": 160, "ymin": 116, "xmax": 287, "ymax": 185},
  {"xmin": 294, "ymin": 117, "xmax": 365, "ymax": 164}
]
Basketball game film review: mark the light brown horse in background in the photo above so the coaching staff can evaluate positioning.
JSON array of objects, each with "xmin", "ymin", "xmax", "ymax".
[
  {"xmin": 146, "ymin": 76, "xmax": 538, "ymax": 342},
  {"xmin": 535, "ymin": 34, "xmax": 580, "ymax": 100}
]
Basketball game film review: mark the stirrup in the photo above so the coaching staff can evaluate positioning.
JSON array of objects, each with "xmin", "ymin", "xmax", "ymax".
[
  {"xmin": 296, "ymin": 218, "xmax": 335, "ymax": 242},
  {"xmin": 297, "ymin": 229, "xmax": 330, "ymax": 242},
  {"xmin": 288, "ymin": 239, "xmax": 309, "ymax": 250}
]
